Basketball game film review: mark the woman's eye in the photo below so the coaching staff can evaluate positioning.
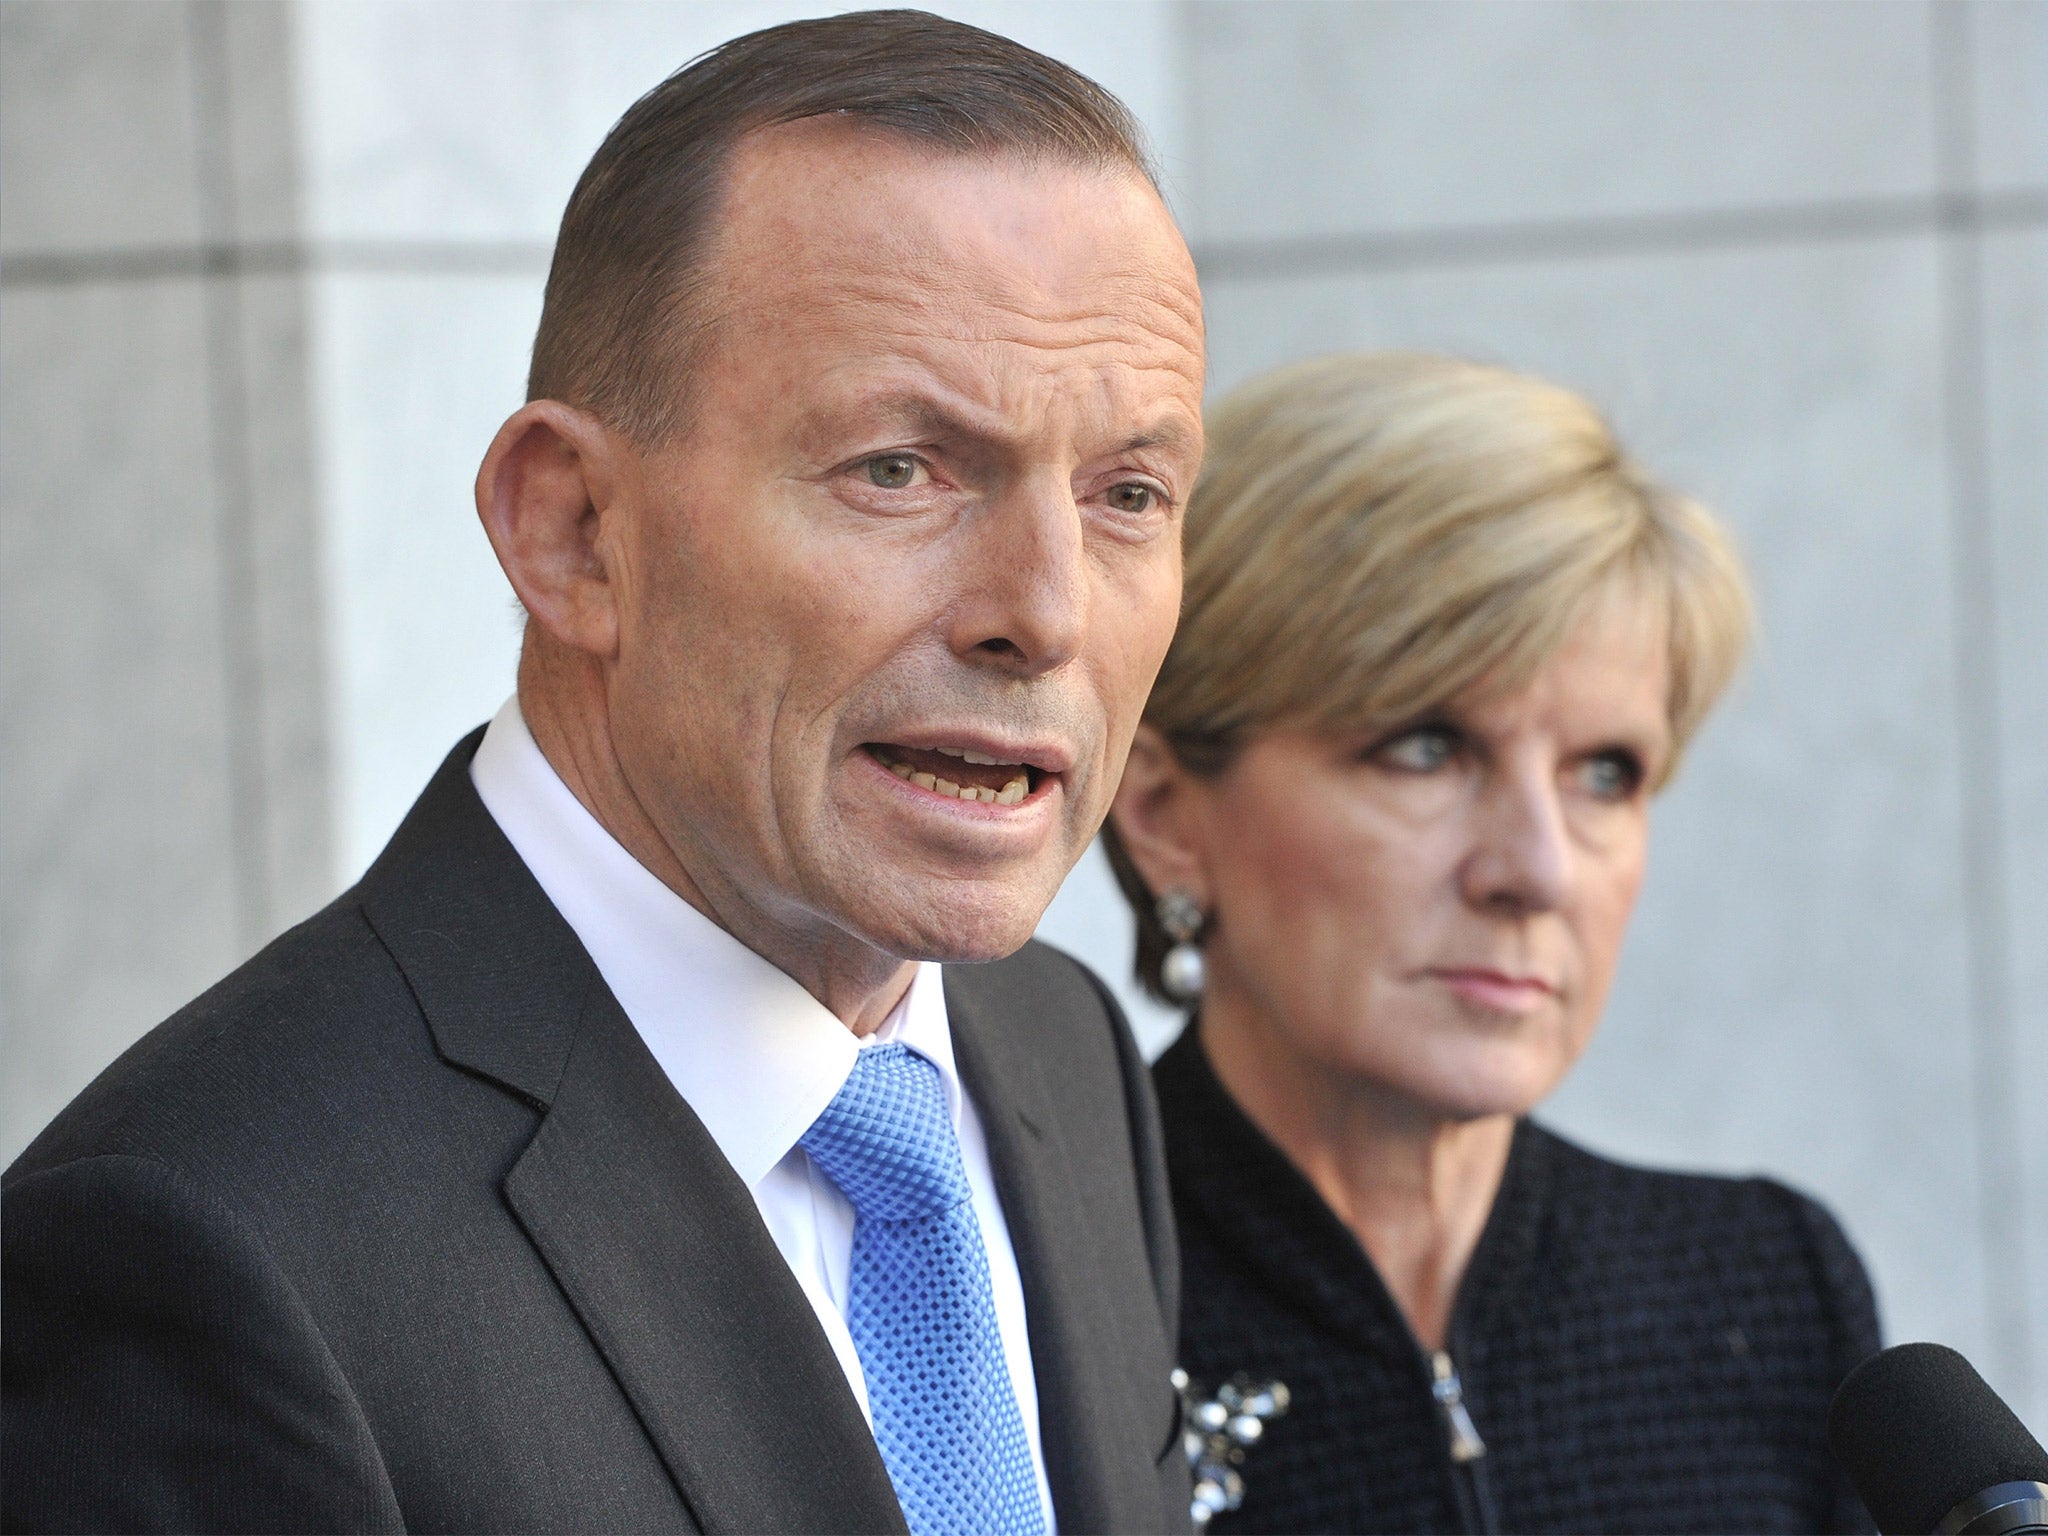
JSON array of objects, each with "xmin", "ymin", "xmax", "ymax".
[
  {"xmin": 863, "ymin": 454, "xmax": 922, "ymax": 489},
  {"xmin": 1105, "ymin": 482, "xmax": 1157, "ymax": 515},
  {"xmin": 1376, "ymin": 728, "xmax": 1456, "ymax": 772},
  {"xmin": 1577, "ymin": 751, "xmax": 1644, "ymax": 801}
]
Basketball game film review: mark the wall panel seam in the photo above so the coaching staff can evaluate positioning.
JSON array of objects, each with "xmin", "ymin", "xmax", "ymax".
[
  {"xmin": 1190, "ymin": 190, "xmax": 2048, "ymax": 282},
  {"xmin": 7, "ymin": 196, "xmax": 2048, "ymax": 292},
  {"xmin": 187, "ymin": 0, "xmax": 271, "ymax": 954},
  {"xmin": 1934, "ymin": 0, "xmax": 2032, "ymax": 1409}
]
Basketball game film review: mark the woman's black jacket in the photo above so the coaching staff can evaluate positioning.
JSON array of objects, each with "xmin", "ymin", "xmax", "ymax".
[{"xmin": 1157, "ymin": 1025, "xmax": 1881, "ymax": 1535}]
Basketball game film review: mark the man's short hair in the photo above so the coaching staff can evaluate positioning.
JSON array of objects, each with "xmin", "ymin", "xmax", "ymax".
[{"xmin": 527, "ymin": 8, "xmax": 1158, "ymax": 444}]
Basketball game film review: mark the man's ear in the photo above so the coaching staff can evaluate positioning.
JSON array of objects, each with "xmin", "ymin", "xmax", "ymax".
[
  {"xmin": 476, "ymin": 400, "xmax": 631, "ymax": 659},
  {"xmin": 1108, "ymin": 723, "xmax": 1214, "ymax": 907}
]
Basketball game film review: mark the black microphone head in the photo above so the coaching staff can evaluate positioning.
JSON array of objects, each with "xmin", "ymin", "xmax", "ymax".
[{"xmin": 1828, "ymin": 1342, "xmax": 2048, "ymax": 1534}]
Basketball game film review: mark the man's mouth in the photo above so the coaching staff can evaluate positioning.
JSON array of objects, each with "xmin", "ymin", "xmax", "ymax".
[{"xmin": 864, "ymin": 743, "xmax": 1042, "ymax": 805}]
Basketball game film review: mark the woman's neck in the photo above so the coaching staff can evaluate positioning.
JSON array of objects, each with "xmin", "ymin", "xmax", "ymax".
[{"xmin": 1200, "ymin": 997, "xmax": 1515, "ymax": 1353}]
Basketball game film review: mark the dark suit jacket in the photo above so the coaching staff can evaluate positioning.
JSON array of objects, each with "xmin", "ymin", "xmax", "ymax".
[{"xmin": 3, "ymin": 732, "xmax": 1190, "ymax": 1535}]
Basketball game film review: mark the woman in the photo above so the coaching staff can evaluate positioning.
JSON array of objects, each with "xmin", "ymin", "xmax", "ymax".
[{"xmin": 1107, "ymin": 354, "xmax": 1878, "ymax": 1534}]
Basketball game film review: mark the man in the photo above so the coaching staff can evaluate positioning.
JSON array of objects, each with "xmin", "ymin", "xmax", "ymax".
[{"xmin": 2, "ymin": 12, "xmax": 1206, "ymax": 1533}]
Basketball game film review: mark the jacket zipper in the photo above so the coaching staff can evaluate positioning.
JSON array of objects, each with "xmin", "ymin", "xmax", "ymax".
[{"xmin": 1430, "ymin": 1348, "xmax": 1501, "ymax": 1535}]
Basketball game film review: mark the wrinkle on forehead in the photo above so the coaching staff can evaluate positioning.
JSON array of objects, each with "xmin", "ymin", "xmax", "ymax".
[
  {"xmin": 772, "ymin": 351, "xmax": 1201, "ymax": 482},
  {"xmin": 706, "ymin": 122, "xmax": 1205, "ymax": 370},
  {"xmin": 830, "ymin": 267, "xmax": 1202, "ymax": 360}
]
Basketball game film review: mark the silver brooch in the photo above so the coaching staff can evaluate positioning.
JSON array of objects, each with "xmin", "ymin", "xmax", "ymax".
[{"xmin": 1173, "ymin": 1367, "xmax": 1292, "ymax": 1528}]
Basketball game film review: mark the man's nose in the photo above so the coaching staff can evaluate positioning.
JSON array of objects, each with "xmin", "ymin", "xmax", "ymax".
[
  {"xmin": 1458, "ymin": 765, "xmax": 1572, "ymax": 916},
  {"xmin": 944, "ymin": 477, "xmax": 1088, "ymax": 677}
]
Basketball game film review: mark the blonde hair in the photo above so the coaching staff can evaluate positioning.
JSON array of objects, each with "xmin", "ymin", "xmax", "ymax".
[{"xmin": 1109, "ymin": 351, "xmax": 1753, "ymax": 998}]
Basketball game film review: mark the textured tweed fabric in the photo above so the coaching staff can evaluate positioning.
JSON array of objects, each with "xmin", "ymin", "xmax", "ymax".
[
  {"xmin": 801, "ymin": 1043, "xmax": 1043, "ymax": 1536},
  {"xmin": 1156, "ymin": 1025, "xmax": 1881, "ymax": 1535}
]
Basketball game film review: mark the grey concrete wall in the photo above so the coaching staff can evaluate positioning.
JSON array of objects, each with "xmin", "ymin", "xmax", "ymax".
[
  {"xmin": 1, "ymin": 0, "xmax": 332, "ymax": 1164},
  {"xmin": 2, "ymin": 0, "xmax": 2041, "ymax": 1427}
]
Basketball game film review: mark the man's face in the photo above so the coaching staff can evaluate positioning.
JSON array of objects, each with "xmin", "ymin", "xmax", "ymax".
[{"xmin": 601, "ymin": 123, "xmax": 1205, "ymax": 966}]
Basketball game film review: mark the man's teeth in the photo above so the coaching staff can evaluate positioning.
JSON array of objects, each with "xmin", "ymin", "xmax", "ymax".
[
  {"xmin": 934, "ymin": 745, "xmax": 1008, "ymax": 766},
  {"xmin": 886, "ymin": 759, "xmax": 1030, "ymax": 804}
]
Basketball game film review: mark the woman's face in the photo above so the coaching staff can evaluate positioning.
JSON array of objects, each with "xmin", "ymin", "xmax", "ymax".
[{"xmin": 1186, "ymin": 604, "xmax": 1674, "ymax": 1122}]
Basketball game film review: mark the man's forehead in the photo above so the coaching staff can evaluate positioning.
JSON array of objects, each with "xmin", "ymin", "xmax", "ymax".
[{"xmin": 709, "ymin": 120, "xmax": 1202, "ymax": 343}]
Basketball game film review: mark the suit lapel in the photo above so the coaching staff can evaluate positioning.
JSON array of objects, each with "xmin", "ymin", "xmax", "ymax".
[
  {"xmin": 503, "ymin": 984, "xmax": 904, "ymax": 1535},
  {"xmin": 360, "ymin": 736, "xmax": 904, "ymax": 1535},
  {"xmin": 946, "ymin": 965, "xmax": 1170, "ymax": 1535}
]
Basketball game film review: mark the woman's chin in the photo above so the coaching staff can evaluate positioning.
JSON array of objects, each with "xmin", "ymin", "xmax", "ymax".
[{"xmin": 1365, "ymin": 1037, "xmax": 1578, "ymax": 1124}]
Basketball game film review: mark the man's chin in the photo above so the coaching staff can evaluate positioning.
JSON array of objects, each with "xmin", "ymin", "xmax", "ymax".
[{"xmin": 834, "ymin": 873, "xmax": 1060, "ymax": 967}]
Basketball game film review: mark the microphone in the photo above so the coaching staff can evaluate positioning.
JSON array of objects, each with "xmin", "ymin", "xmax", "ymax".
[{"xmin": 1828, "ymin": 1343, "xmax": 2048, "ymax": 1534}]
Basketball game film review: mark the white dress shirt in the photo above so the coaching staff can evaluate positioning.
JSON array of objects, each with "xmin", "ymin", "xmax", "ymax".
[{"xmin": 470, "ymin": 699, "xmax": 1055, "ymax": 1528}]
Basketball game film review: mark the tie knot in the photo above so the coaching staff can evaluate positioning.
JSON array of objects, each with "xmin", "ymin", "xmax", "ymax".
[{"xmin": 800, "ymin": 1043, "xmax": 969, "ymax": 1222}]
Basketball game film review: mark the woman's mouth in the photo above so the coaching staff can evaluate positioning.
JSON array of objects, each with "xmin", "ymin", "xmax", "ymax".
[{"xmin": 1427, "ymin": 967, "xmax": 1558, "ymax": 1014}]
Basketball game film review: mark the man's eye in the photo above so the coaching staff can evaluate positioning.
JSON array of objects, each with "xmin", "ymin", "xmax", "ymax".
[
  {"xmin": 864, "ymin": 455, "xmax": 922, "ymax": 488},
  {"xmin": 1376, "ymin": 727, "xmax": 1456, "ymax": 772},
  {"xmin": 1577, "ymin": 751, "xmax": 1645, "ymax": 801},
  {"xmin": 1105, "ymin": 482, "xmax": 1157, "ymax": 514}
]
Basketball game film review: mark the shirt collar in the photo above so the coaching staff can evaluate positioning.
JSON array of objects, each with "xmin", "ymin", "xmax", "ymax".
[{"xmin": 469, "ymin": 696, "xmax": 959, "ymax": 1188}]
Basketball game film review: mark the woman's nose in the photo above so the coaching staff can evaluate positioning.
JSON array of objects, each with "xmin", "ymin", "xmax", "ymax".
[{"xmin": 1459, "ymin": 769, "xmax": 1572, "ymax": 916}]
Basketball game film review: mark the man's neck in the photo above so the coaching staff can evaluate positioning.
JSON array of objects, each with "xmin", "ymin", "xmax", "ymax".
[{"xmin": 514, "ymin": 639, "xmax": 915, "ymax": 1035}]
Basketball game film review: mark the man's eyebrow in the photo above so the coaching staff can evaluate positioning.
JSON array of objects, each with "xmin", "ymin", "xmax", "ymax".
[
  {"xmin": 1116, "ymin": 420, "xmax": 1198, "ymax": 456},
  {"xmin": 898, "ymin": 396, "xmax": 991, "ymax": 441},
  {"xmin": 804, "ymin": 392, "xmax": 1201, "ymax": 457},
  {"xmin": 801, "ymin": 391, "xmax": 999, "ymax": 445}
]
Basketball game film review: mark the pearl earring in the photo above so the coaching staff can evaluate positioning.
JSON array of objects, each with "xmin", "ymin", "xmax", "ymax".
[{"xmin": 1157, "ymin": 889, "xmax": 1206, "ymax": 1003}]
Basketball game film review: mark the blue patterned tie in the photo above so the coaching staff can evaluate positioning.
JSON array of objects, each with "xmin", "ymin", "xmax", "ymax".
[{"xmin": 799, "ymin": 1042, "xmax": 1045, "ymax": 1536}]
